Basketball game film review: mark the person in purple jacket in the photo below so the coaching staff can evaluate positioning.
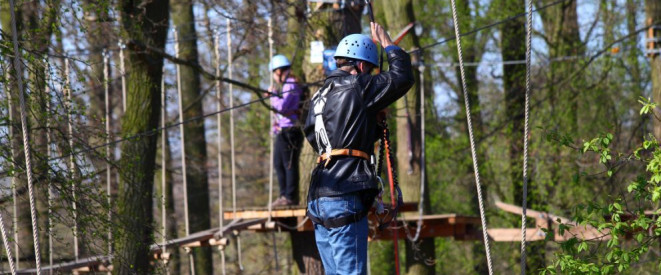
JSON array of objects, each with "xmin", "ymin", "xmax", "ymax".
[{"xmin": 269, "ymin": 54, "xmax": 304, "ymax": 206}]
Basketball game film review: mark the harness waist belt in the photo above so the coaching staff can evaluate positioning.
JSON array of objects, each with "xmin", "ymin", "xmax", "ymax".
[
  {"xmin": 317, "ymin": 148, "xmax": 370, "ymax": 165},
  {"xmin": 307, "ymin": 209, "xmax": 369, "ymax": 229}
]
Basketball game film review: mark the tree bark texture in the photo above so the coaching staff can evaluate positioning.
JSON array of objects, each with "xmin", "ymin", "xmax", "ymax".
[
  {"xmin": 113, "ymin": 0, "xmax": 168, "ymax": 273},
  {"xmin": 647, "ymin": 0, "xmax": 661, "ymax": 139}
]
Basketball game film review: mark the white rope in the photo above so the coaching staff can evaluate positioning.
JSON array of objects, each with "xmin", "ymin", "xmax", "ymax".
[
  {"xmin": 520, "ymin": 0, "xmax": 533, "ymax": 273},
  {"xmin": 410, "ymin": 56, "xmax": 426, "ymax": 243},
  {"xmin": 173, "ymin": 28, "xmax": 195, "ymax": 274},
  {"xmin": 267, "ymin": 15, "xmax": 279, "ymax": 272},
  {"xmin": 214, "ymin": 31, "xmax": 227, "ymax": 275},
  {"xmin": 267, "ymin": 16, "xmax": 275, "ymax": 222},
  {"xmin": 103, "ymin": 50, "xmax": 112, "ymax": 260},
  {"xmin": 118, "ymin": 40, "xmax": 127, "ymax": 112},
  {"xmin": 227, "ymin": 18, "xmax": 243, "ymax": 272},
  {"xmin": 8, "ymin": 72, "xmax": 19, "ymax": 271},
  {"xmin": 227, "ymin": 19, "xmax": 237, "ymax": 220},
  {"xmin": 45, "ymin": 60, "xmax": 54, "ymax": 275},
  {"xmin": 448, "ymin": 0, "xmax": 493, "ymax": 274},
  {"xmin": 1, "ymin": 60, "xmax": 17, "ymax": 275},
  {"xmin": 9, "ymin": 0, "xmax": 42, "ymax": 272},
  {"xmin": 0, "ymin": 209, "xmax": 16, "ymax": 275},
  {"xmin": 65, "ymin": 58, "xmax": 79, "ymax": 261},
  {"xmin": 160, "ymin": 62, "xmax": 167, "ymax": 256}
]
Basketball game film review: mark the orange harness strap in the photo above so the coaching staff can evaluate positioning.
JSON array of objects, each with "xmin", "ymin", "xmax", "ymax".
[{"xmin": 317, "ymin": 149, "xmax": 369, "ymax": 166}]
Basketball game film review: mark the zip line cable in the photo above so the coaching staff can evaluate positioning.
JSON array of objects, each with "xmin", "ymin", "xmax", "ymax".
[
  {"xmin": 449, "ymin": 0, "xmax": 493, "ymax": 274},
  {"xmin": 9, "ymin": 0, "xmax": 42, "ymax": 272},
  {"xmin": 521, "ymin": 0, "xmax": 533, "ymax": 273},
  {"xmin": 409, "ymin": 0, "xmax": 568, "ymax": 54}
]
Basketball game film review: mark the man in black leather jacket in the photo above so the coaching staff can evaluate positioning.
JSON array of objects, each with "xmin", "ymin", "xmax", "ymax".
[{"xmin": 304, "ymin": 22, "xmax": 414, "ymax": 274}]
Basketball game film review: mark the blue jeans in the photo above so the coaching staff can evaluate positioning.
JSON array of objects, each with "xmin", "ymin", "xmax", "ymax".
[{"xmin": 307, "ymin": 194, "xmax": 368, "ymax": 275}]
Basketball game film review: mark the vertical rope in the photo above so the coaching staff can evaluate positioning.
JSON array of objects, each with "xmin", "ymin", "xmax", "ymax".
[
  {"xmin": 118, "ymin": 40, "xmax": 127, "ymax": 112},
  {"xmin": 103, "ymin": 49, "xmax": 112, "ymax": 261},
  {"xmin": 266, "ymin": 15, "xmax": 280, "ymax": 271},
  {"xmin": 267, "ymin": 15, "xmax": 275, "ymax": 223},
  {"xmin": 45, "ymin": 60, "xmax": 53, "ymax": 275},
  {"xmin": 8, "ymin": 0, "xmax": 42, "ymax": 272},
  {"xmin": 214, "ymin": 31, "xmax": 227, "ymax": 275},
  {"xmin": 448, "ymin": 0, "xmax": 493, "ymax": 274},
  {"xmin": 411, "ymin": 54, "xmax": 426, "ymax": 242},
  {"xmin": 0, "ymin": 211, "xmax": 15, "ymax": 275},
  {"xmin": 65, "ymin": 58, "xmax": 79, "ymax": 262},
  {"xmin": 173, "ymin": 28, "xmax": 195, "ymax": 275},
  {"xmin": 161, "ymin": 61, "xmax": 167, "ymax": 258},
  {"xmin": 520, "ymin": 0, "xmax": 533, "ymax": 273},
  {"xmin": 227, "ymin": 19, "xmax": 237, "ymax": 221},
  {"xmin": 8, "ymin": 70, "xmax": 19, "ymax": 271},
  {"xmin": 1, "ymin": 58, "xmax": 17, "ymax": 275},
  {"xmin": 227, "ymin": 19, "xmax": 244, "ymax": 271}
]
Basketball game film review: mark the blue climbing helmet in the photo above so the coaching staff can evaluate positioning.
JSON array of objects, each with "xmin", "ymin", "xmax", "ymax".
[
  {"xmin": 269, "ymin": 54, "xmax": 291, "ymax": 71},
  {"xmin": 334, "ymin": 34, "xmax": 378, "ymax": 66}
]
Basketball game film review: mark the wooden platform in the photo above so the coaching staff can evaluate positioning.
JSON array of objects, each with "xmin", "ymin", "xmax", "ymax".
[{"xmin": 13, "ymin": 201, "xmax": 615, "ymax": 273}]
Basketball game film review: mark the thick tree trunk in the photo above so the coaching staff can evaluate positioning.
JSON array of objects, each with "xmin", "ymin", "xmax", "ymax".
[
  {"xmin": 169, "ymin": 0, "xmax": 214, "ymax": 273},
  {"xmin": 380, "ymin": 1, "xmax": 435, "ymax": 274},
  {"xmin": 113, "ymin": 0, "xmax": 168, "ymax": 273},
  {"xmin": 648, "ymin": 0, "xmax": 661, "ymax": 139}
]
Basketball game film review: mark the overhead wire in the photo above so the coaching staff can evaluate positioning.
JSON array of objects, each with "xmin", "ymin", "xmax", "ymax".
[{"xmin": 409, "ymin": 0, "xmax": 568, "ymax": 54}]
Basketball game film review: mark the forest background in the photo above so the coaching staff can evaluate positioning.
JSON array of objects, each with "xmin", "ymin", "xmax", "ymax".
[{"xmin": 1, "ymin": 0, "xmax": 661, "ymax": 274}]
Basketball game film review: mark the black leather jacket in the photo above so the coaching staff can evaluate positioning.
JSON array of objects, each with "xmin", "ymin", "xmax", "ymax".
[{"xmin": 304, "ymin": 47, "xmax": 414, "ymax": 200}]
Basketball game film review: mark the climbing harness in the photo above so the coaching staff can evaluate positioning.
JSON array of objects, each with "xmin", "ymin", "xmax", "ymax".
[
  {"xmin": 449, "ymin": 0, "xmax": 494, "ymax": 273},
  {"xmin": 316, "ymin": 149, "xmax": 370, "ymax": 165},
  {"xmin": 520, "ymin": 0, "xmax": 533, "ymax": 273}
]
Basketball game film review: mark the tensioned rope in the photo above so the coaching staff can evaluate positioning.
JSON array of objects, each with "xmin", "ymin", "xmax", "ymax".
[
  {"xmin": 4, "ymin": 57, "xmax": 18, "ymax": 275},
  {"xmin": 118, "ymin": 40, "xmax": 127, "ymax": 112},
  {"xmin": 520, "ymin": 0, "xmax": 533, "ymax": 273},
  {"xmin": 65, "ymin": 58, "xmax": 79, "ymax": 262},
  {"xmin": 409, "ymin": 53, "xmax": 426, "ymax": 243},
  {"xmin": 227, "ymin": 18, "xmax": 244, "ymax": 271},
  {"xmin": 267, "ymin": 15, "xmax": 280, "ymax": 272},
  {"xmin": 8, "ymin": 73, "xmax": 19, "ymax": 272},
  {"xmin": 173, "ymin": 28, "xmax": 195, "ymax": 275},
  {"xmin": 448, "ymin": 0, "xmax": 493, "ymax": 274},
  {"xmin": 214, "ymin": 30, "xmax": 227, "ymax": 275},
  {"xmin": 160, "ymin": 62, "xmax": 169, "ymax": 273},
  {"xmin": 9, "ymin": 0, "xmax": 43, "ymax": 272},
  {"xmin": 45, "ymin": 60, "xmax": 54, "ymax": 275},
  {"xmin": 267, "ymin": 16, "xmax": 275, "ymax": 224}
]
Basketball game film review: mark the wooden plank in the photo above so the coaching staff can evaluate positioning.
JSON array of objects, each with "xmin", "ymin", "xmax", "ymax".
[
  {"xmin": 488, "ymin": 228, "xmax": 546, "ymax": 242},
  {"xmin": 223, "ymin": 203, "xmax": 420, "ymax": 220}
]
